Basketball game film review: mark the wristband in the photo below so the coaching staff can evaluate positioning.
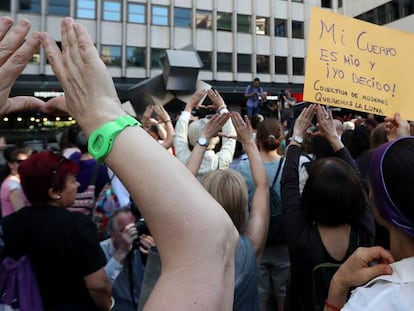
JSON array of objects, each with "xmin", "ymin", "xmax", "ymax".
[
  {"xmin": 324, "ymin": 300, "xmax": 341, "ymax": 311},
  {"xmin": 88, "ymin": 115, "xmax": 141, "ymax": 162}
]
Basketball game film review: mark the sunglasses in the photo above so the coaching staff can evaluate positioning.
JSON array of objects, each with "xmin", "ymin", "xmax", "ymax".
[
  {"xmin": 50, "ymin": 156, "xmax": 66, "ymax": 188},
  {"xmin": 16, "ymin": 159, "xmax": 26, "ymax": 164}
]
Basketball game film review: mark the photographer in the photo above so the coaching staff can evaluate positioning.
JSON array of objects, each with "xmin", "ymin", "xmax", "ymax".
[
  {"xmin": 100, "ymin": 208, "xmax": 155, "ymax": 311},
  {"xmin": 280, "ymin": 89, "xmax": 297, "ymax": 131},
  {"xmin": 245, "ymin": 78, "xmax": 266, "ymax": 117}
]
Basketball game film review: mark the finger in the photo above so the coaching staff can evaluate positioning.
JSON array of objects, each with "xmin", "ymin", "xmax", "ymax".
[
  {"xmin": 0, "ymin": 19, "xmax": 31, "ymax": 67},
  {"xmin": 43, "ymin": 96, "xmax": 69, "ymax": 115},
  {"xmin": 3, "ymin": 96, "xmax": 46, "ymax": 115},
  {"xmin": 361, "ymin": 264, "xmax": 393, "ymax": 283},
  {"xmin": 0, "ymin": 16, "xmax": 14, "ymax": 43},
  {"xmin": 243, "ymin": 115, "xmax": 253, "ymax": 130},
  {"xmin": 40, "ymin": 31, "xmax": 65, "ymax": 81},
  {"xmin": 1, "ymin": 31, "xmax": 41, "ymax": 88},
  {"xmin": 62, "ymin": 18, "xmax": 82, "ymax": 67}
]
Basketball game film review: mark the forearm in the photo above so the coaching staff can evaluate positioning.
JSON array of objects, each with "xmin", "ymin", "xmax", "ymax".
[
  {"xmin": 84, "ymin": 269, "xmax": 112, "ymax": 311},
  {"xmin": 324, "ymin": 275, "xmax": 349, "ymax": 311},
  {"xmin": 186, "ymin": 144, "xmax": 206, "ymax": 176},
  {"xmin": 10, "ymin": 189, "xmax": 25, "ymax": 211},
  {"xmin": 161, "ymin": 122, "xmax": 174, "ymax": 149}
]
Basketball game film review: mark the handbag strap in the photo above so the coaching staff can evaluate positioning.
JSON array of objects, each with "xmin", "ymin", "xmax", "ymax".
[{"xmin": 271, "ymin": 157, "xmax": 284, "ymax": 188}]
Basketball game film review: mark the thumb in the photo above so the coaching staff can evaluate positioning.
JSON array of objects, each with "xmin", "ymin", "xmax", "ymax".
[{"xmin": 362, "ymin": 264, "xmax": 393, "ymax": 282}]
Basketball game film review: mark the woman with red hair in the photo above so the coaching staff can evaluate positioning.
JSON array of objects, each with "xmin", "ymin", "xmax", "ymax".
[{"xmin": 1, "ymin": 151, "xmax": 112, "ymax": 310}]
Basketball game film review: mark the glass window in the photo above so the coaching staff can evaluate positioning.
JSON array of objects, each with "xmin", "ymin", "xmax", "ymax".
[
  {"xmin": 293, "ymin": 57, "xmax": 305, "ymax": 75},
  {"xmin": 275, "ymin": 19, "xmax": 287, "ymax": 37},
  {"xmin": 237, "ymin": 54, "xmax": 251, "ymax": 73},
  {"xmin": 127, "ymin": 47, "xmax": 146, "ymax": 67},
  {"xmin": 237, "ymin": 14, "xmax": 251, "ymax": 33},
  {"xmin": 217, "ymin": 52, "xmax": 232, "ymax": 72},
  {"xmin": 48, "ymin": 0, "xmax": 70, "ymax": 16},
  {"xmin": 256, "ymin": 55, "xmax": 269, "ymax": 73},
  {"xmin": 275, "ymin": 56, "xmax": 287, "ymax": 74},
  {"xmin": 196, "ymin": 10, "xmax": 212, "ymax": 29},
  {"xmin": 174, "ymin": 7, "xmax": 191, "ymax": 28},
  {"xmin": 77, "ymin": 0, "xmax": 96, "ymax": 19},
  {"xmin": 101, "ymin": 45, "xmax": 122, "ymax": 66},
  {"xmin": 152, "ymin": 5, "xmax": 169, "ymax": 26},
  {"xmin": 151, "ymin": 48, "xmax": 166, "ymax": 68},
  {"xmin": 292, "ymin": 0, "xmax": 303, "ymax": 2},
  {"xmin": 321, "ymin": 0, "xmax": 331, "ymax": 8},
  {"xmin": 217, "ymin": 12, "xmax": 232, "ymax": 32},
  {"xmin": 0, "ymin": 1, "xmax": 11, "ymax": 11},
  {"xmin": 338, "ymin": 0, "xmax": 343, "ymax": 8},
  {"xmin": 103, "ymin": 0, "xmax": 121, "ymax": 21},
  {"xmin": 292, "ymin": 21, "xmax": 304, "ymax": 39},
  {"xmin": 128, "ymin": 3, "xmax": 145, "ymax": 24},
  {"xmin": 198, "ymin": 51, "xmax": 212, "ymax": 71},
  {"xmin": 19, "ymin": 0, "xmax": 41, "ymax": 13},
  {"xmin": 256, "ymin": 17, "xmax": 270, "ymax": 35},
  {"xmin": 402, "ymin": 0, "xmax": 414, "ymax": 17}
]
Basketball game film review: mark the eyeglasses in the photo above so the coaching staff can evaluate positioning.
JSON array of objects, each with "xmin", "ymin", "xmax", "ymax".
[
  {"xmin": 50, "ymin": 156, "xmax": 65, "ymax": 188},
  {"xmin": 16, "ymin": 159, "xmax": 25, "ymax": 164}
]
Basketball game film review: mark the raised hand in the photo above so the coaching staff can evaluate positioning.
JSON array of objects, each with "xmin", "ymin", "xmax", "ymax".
[
  {"xmin": 384, "ymin": 112, "xmax": 410, "ymax": 142},
  {"xmin": 40, "ymin": 17, "xmax": 125, "ymax": 135},
  {"xmin": 207, "ymin": 89, "xmax": 226, "ymax": 111},
  {"xmin": 230, "ymin": 112, "xmax": 254, "ymax": 145},
  {"xmin": 185, "ymin": 89, "xmax": 208, "ymax": 112},
  {"xmin": 0, "ymin": 17, "xmax": 47, "ymax": 116},
  {"xmin": 202, "ymin": 113, "xmax": 230, "ymax": 140},
  {"xmin": 292, "ymin": 104, "xmax": 316, "ymax": 137}
]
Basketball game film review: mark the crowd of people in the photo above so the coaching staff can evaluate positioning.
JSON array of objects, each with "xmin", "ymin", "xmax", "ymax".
[{"xmin": 0, "ymin": 15, "xmax": 413, "ymax": 311}]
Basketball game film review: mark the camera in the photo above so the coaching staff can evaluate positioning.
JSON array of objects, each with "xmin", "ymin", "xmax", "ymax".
[{"xmin": 131, "ymin": 217, "xmax": 150, "ymax": 249}]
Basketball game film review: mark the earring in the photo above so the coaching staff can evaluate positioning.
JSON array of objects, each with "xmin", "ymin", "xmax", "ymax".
[{"xmin": 56, "ymin": 195, "xmax": 61, "ymax": 199}]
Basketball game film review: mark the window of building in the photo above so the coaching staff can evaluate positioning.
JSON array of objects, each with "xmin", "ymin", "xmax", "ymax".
[
  {"xmin": 275, "ymin": 19, "xmax": 287, "ymax": 37},
  {"xmin": 19, "ymin": 0, "xmax": 41, "ymax": 13},
  {"xmin": 151, "ymin": 48, "xmax": 166, "ymax": 68},
  {"xmin": 128, "ymin": 3, "xmax": 145, "ymax": 23},
  {"xmin": 292, "ymin": 21, "xmax": 304, "ymax": 39},
  {"xmin": 217, "ymin": 12, "xmax": 232, "ymax": 32},
  {"xmin": 196, "ymin": 10, "xmax": 212, "ymax": 29},
  {"xmin": 77, "ymin": 0, "xmax": 96, "ymax": 19},
  {"xmin": 256, "ymin": 55, "xmax": 270, "ymax": 73},
  {"xmin": 174, "ymin": 7, "xmax": 191, "ymax": 28},
  {"xmin": 0, "ymin": 1, "xmax": 11, "ymax": 11},
  {"xmin": 237, "ymin": 54, "xmax": 251, "ymax": 73},
  {"xmin": 127, "ymin": 47, "xmax": 146, "ymax": 67},
  {"xmin": 275, "ymin": 56, "xmax": 287, "ymax": 74},
  {"xmin": 103, "ymin": 0, "xmax": 121, "ymax": 21},
  {"xmin": 48, "ymin": 0, "xmax": 70, "ymax": 15},
  {"xmin": 338, "ymin": 0, "xmax": 343, "ymax": 8},
  {"xmin": 237, "ymin": 14, "xmax": 251, "ymax": 33},
  {"xmin": 402, "ymin": 0, "xmax": 414, "ymax": 17},
  {"xmin": 293, "ymin": 57, "xmax": 305, "ymax": 75},
  {"xmin": 152, "ymin": 5, "xmax": 169, "ymax": 26},
  {"xmin": 217, "ymin": 52, "xmax": 232, "ymax": 72},
  {"xmin": 321, "ymin": 0, "xmax": 332, "ymax": 8},
  {"xmin": 198, "ymin": 51, "xmax": 212, "ymax": 71},
  {"xmin": 292, "ymin": 0, "xmax": 303, "ymax": 2},
  {"xmin": 101, "ymin": 45, "xmax": 122, "ymax": 66},
  {"xmin": 256, "ymin": 17, "xmax": 270, "ymax": 35}
]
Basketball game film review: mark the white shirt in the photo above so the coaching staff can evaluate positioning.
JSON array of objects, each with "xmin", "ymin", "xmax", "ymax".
[{"xmin": 342, "ymin": 256, "xmax": 414, "ymax": 311}]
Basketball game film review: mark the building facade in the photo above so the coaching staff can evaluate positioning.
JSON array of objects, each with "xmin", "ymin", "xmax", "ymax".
[{"xmin": 0, "ymin": 0, "xmax": 413, "ymax": 114}]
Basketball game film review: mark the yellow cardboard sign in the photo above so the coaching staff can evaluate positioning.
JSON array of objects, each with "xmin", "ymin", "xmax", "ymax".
[{"xmin": 304, "ymin": 7, "xmax": 414, "ymax": 120}]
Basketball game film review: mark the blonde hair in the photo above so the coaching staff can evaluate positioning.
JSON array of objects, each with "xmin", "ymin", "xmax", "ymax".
[{"xmin": 201, "ymin": 169, "xmax": 248, "ymax": 232}]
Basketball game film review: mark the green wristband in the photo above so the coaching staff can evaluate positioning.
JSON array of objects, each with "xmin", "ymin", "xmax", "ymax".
[{"xmin": 88, "ymin": 115, "xmax": 141, "ymax": 162}]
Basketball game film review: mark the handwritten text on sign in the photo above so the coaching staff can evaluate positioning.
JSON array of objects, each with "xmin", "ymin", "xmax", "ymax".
[{"xmin": 304, "ymin": 8, "xmax": 414, "ymax": 119}]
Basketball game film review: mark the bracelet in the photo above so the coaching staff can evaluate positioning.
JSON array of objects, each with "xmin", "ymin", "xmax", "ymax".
[
  {"xmin": 324, "ymin": 300, "xmax": 341, "ymax": 311},
  {"xmin": 217, "ymin": 105, "xmax": 227, "ymax": 113},
  {"xmin": 88, "ymin": 115, "xmax": 141, "ymax": 162}
]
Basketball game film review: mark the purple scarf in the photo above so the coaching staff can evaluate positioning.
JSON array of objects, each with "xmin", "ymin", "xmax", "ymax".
[{"xmin": 370, "ymin": 136, "xmax": 414, "ymax": 237}]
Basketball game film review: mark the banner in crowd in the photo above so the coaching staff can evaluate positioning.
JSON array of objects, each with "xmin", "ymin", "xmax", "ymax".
[{"xmin": 303, "ymin": 7, "xmax": 414, "ymax": 120}]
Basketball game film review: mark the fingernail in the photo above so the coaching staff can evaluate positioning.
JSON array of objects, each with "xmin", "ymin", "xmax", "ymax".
[{"xmin": 18, "ymin": 19, "xmax": 30, "ymax": 27}]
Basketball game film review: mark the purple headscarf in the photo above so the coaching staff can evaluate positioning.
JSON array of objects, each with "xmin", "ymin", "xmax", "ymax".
[{"xmin": 370, "ymin": 136, "xmax": 414, "ymax": 238}]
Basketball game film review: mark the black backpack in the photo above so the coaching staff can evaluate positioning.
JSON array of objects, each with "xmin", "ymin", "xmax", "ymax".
[{"xmin": 265, "ymin": 157, "xmax": 286, "ymax": 246}]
